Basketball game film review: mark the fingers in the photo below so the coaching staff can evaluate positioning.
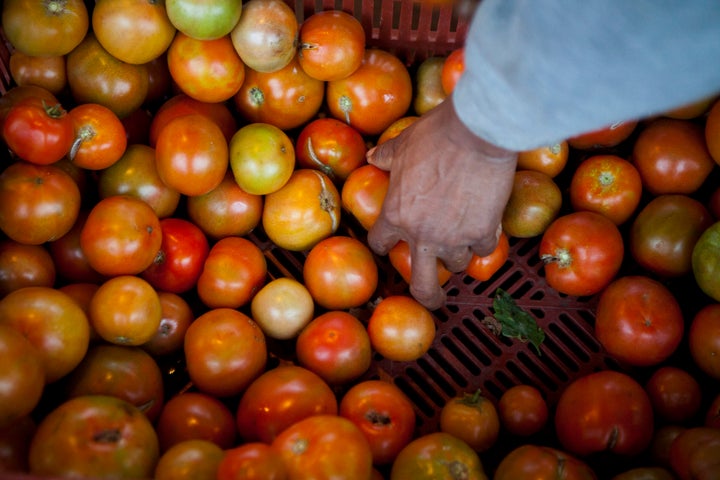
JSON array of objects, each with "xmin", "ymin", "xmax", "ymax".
[
  {"xmin": 367, "ymin": 216, "xmax": 401, "ymax": 256},
  {"xmin": 366, "ymin": 142, "xmax": 394, "ymax": 171},
  {"xmin": 470, "ymin": 224, "xmax": 504, "ymax": 258},
  {"xmin": 438, "ymin": 246, "xmax": 473, "ymax": 273},
  {"xmin": 409, "ymin": 244, "xmax": 446, "ymax": 311}
]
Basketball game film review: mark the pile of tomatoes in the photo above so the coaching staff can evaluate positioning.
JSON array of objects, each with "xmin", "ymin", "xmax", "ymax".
[{"xmin": 1, "ymin": 0, "xmax": 720, "ymax": 479}]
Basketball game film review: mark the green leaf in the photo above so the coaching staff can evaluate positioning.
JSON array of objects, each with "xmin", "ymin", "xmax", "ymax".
[{"xmin": 490, "ymin": 288, "xmax": 545, "ymax": 354}]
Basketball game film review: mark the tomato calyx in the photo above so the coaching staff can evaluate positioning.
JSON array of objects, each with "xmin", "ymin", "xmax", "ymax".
[
  {"xmin": 291, "ymin": 438, "xmax": 309, "ymax": 454},
  {"xmin": 458, "ymin": 389, "xmax": 485, "ymax": 407},
  {"xmin": 249, "ymin": 87, "xmax": 265, "ymax": 107},
  {"xmin": 43, "ymin": 0, "xmax": 70, "ymax": 15},
  {"xmin": 69, "ymin": 124, "xmax": 97, "ymax": 161},
  {"xmin": 598, "ymin": 170, "xmax": 615, "ymax": 187},
  {"xmin": 337, "ymin": 95, "xmax": 353, "ymax": 123},
  {"xmin": 540, "ymin": 248, "xmax": 572, "ymax": 268},
  {"xmin": 365, "ymin": 409, "xmax": 392, "ymax": 426}
]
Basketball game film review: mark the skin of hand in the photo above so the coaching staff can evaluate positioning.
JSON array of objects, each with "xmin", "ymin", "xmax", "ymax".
[{"xmin": 366, "ymin": 95, "xmax": 518, "ymax": 310}]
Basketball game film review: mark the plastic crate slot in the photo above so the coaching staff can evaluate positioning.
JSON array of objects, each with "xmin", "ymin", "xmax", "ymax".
[
  {"xmin": 392, "ymin": 375, "xmax": 435, "ymax": 421},
  {"xmin": 463, "ymin": 313, "xmax": 505, "ymax": 357},
  {"xmin": 554, "ymin": 312, "xmax": 602, "ymax": 355},
  {"xmin": 416, "ymin": 353, "xmax": 458, "ymax": 397},
  {"xmin": 492, "ymin": 368, "xmax": 519, "ymax": 391},
  {"xmin": 440, "ymin": 331, "xmax": 481, "ymax": 376},
  {"xmin": 447, "ymin": 324, "xmax": 491, "ymax": 368},
  {"xmin": 515, "ymin": 350, "xmax": 561, "ymax": 392},
  {"xmin": 480, "ymin": 378, "xmax": 505, "ymax": 401},
  {"xmin": 529, "ymin": 342, "xmax": 572, "ymax": 383},
  {"xmin": 504, "ymin": 360, "xmax": 545, "ymax": 390},
  {"xmin": 399, "ymin": 367, "xmax": 445, "ymax": 415},
  {"xmin": 537, "ymin": 328, "xmax": 584, "ymax": 372},
  {"xmin": 427, "ymin": 344, "xmax": 470, "ymax": 389}
]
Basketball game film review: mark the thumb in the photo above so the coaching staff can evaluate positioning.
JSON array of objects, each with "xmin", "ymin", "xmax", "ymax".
[{"xmin": 366, "ymin": 143, "xmax": 394, "ymax": 171}]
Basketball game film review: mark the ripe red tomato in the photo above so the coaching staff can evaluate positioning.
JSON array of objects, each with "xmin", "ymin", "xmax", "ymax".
[
  {"xmin": 80, "ymin": 195, "xmax": 163, "ymax": 276},
  {"xmin": 3, "ymin": 97, "xmax": 74, "ymax": 165},
  {"xmin": 196, "ymin": 236, "xmax": 267, "ymax": 309},
  {"xmin": 569, "ymin": 154, "xmax": 643, "ymax": 225},
  {"xmin": 142, "ymin": 291, "xmax": 194, "ymax": 358},
  {"xmin": 28, "ymin": 395, "xmax": 159, "ymax": 479},
  {"xmin": 568, "ymin": 119, "xmax": 637, "ymax": 150},
  {"xmin": 390, "ymin": 432, "xmax": 486, "ymax": 480},
  {"xmin": 302, "ymin": 235, "xmax": 378, "ymax": 310},
  {"xmin": 141, "ymin": 218, "xmax": 210, "ymax": 294},
  {"xmin": 236, "ymin": 365, "xmax": 338, "ymax": 444},
  {"xmin": 645, "ymin": 366, "xmax": 702, "ymax": 424},
  {"xmin": 339, "ymin": 380, "xmax": 416, "ymax": 466},
  {"xmin": 594, "ymin": 275, "xmax": 684, "ymax": 367},
  {"xmin": 497, "ymin": 384, "xmax": 549, "ymax": 437},
  {"xmin": 554, "ymin": 370, "xmax": 654, "ymax": 457},
  {"xmin": 272, "ymin": 414, "xmax": 374, "ymax": 480},
  {"xmin": 493, "ymin": 445, "xmax": 596, "ymax": 480},
  {"xmin": 439, "ymin": 389, "xmax": 500, "ymax": 453},
  {"xmin": 298, "ymin": 10, "xmax": 365, "ymax": 81},
  {"xmin": 0, "ymin": 85, "xmax": 58, "ymax": 134},
  {"xmin": 688, "ymin": 303, "xmax": 720, "ymax": 380},
  {"xmin": 440, "ymin": 47, "xmax": 465, "ymax": 94},
  {"xmin": 367, "ymin": 295, "xmax": 435, "ymax": 362},
  {"xmin": 669, "ymin": 427, "xmax": 720, "ymax": 480},
  {"xmin": 706, "ymin": 394, "xmax": 720, "ymax": 428},
  {"xmin": 539, "ymin": 211, "xmax": 624, "ymax": 297},
  {"xmin": 184, "ymin": 308, "xmax": 267, "ymax": 398},
  {"xmin": 67, "ymin": 102, "xmax": 127, "ymax": 170},
  {"xmin": 296, "ymin": 311, "xmax": 372, "ymax": 386},
  {"xmin": 517, "ymin": 141, "xmax": 569, "ymax": 178},
  {"xmin": 154, "ymin": 439, "xmax": 225, "ymax": 480},
  {"xmin": 326, "ymin": 48, "xmax": 413, "ymax": 135},
  {"xmin": 465, "ymin": 231, "xmax": 510, "ymax": 282},
  {"xmin": 296, "ymin": 117, "xmax": 367, "ymax": 181},
  {"xmin": 0, "ymin": 240, "xmax": 56, "ymax": 296},
  {"xmin": 389, "ymin": 239, "xmax": 453, "ymax": 287},
  {"xmin": 341, "ymin": 163, "xmax": 390, "ymax": 231},
  {"xmin": 0, "ymin": 324, "xmax": 45, "ymax": 429},
  {"xmin": 632, "ymin": 118, "xmax": 715, "ymax": 195},
  {"xmin": 502, "ymin": 169, "xmax": 562, "ymax": 239},
  {"xmin": 149, "ymin": 93, "xmax": 237, "ymax": 147},
  {"xmin": 217, "ymin": 443, "xmax": 287, "ymax": 480}
]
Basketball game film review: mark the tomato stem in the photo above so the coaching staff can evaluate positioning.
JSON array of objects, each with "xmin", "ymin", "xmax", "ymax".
[{"xmin": 540, "ymin": 249, "xmax": 572, "ymax": 268}]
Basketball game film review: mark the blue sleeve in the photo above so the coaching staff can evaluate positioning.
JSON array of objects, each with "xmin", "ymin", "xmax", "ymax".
[{"xmin": 452, "ymin": 0, "xmax": 720, "ymax": 151}]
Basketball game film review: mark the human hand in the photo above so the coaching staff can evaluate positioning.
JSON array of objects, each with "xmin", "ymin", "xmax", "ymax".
[{"xmin": 366, "ymin": 97, "xmax": 517, "ymax": 309}]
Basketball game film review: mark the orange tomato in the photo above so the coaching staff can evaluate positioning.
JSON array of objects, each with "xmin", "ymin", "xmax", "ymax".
[
  {"xmin": 516, "ymin": 141, "xmax": 569, "ymax": 178},
  {"xmin": 298, "ymin": 10, "xmax": 365, "ymax": 81},
  {"xmin": 465, "ymin": 231, "xmax": 510, "ymax": 282},
  {"xmin": 440, "ymin": 47, "xmax": 465, "ymax": 95}
]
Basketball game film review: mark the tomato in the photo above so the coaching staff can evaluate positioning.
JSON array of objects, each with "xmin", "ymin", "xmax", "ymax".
[
  {"xmin": 68, "ymin": 102, "xmax": 127, "ymax": 170},
  {"xmin": 296, "ymin": 311, "xmax": 372, "ymax": 385},
  {"xmin": 664, "ymin": 94, "xmax": 716, "ymax": 120},
  {"xmin": 2, "ymin": 0, "xmax": 88, "ymax": 57},
  {"xmin": 651, "ymin": 425, "xmax": 686, "ymax": 469},
  {"xmin": 493, "ymin": 445, "xmax": 596, "ymax": 480},
  {"xmin": 262, "ymin": 169, "xmax": 342, "ymax": 251},
  {"xmin": 709, "ymin": 186, "xmax": 720, "ymax": 219},
  {"xmin": 142, "ymin": 291, "xmax": 194, "ymax": 357},
  {"xmin": 149, "ymin": 93, "xmax": 237, "ymax": 147},
  {"xmin": 156, "ymin": 391, "xmax": 236, "ymax": 452},
  {"xmin": 539, "ymin": 211, "xmax": 624, "ymax": 297},
  {"xmin": 9, "ymin": 51, "xmax": 67, "ymax": 95},
  {"xmin": 0, "ymin": 286, "xmax": 90, "ymax": 383},
  {"xmin": 668, "ymin": 427, "xmax": 720, "ymax": 480},
  {"xmin": 692, "ymin": 221, "xmax": 720, "ymax": 302},
  {"xmin": 706, "ymin": 98, "xmax": 720, "ymax": 165},
  {"xmin": 236, "ymin": 365, "xmax": 338, "ymax": 444},
  {"xmin": 250, "ymin": 277, "xmax": 315, "ymax": 340},
  {"xmin": 141, "ymin": 218, "xmax": 210, "ymax": 294},
  {"xmin": 121, "ymin": 107, "xmax": 153, "ymax": 145},
  {"xmin": 187, "ymin": 171, "xmax": 264, "ymax": 239},
  {"xmin": 66, "ymin": 32, "xmax": 150, "ymax": 120},
  {"xmin": 302, "ymin": 235, "xmax": 378, "ymax": 310},
  {"xmin": 497, "ymin": 384, "xmax": 549, "ymax": 437},
  {"xmin": 144, "ymin": 54, "xmax": 173, "ymax": 106},
  {"xmin": 377, "ymin": 116, "xmax": 419, "ymax": 145},
  {"xmin": 502, "ymin": 169, "xmax": 562, "ymax": 239},
  {"xmin": 465, "ymin": 231, "xmax": 510, "ymax": 282},
  {"xmin": 326, "ymin": 48, "xmax": 413, "ymax": 136},
  {"xmin": 0, "ymin": 415, "xmax": 36, "ymax": 472},
  {"xmin": 611, "ymin": 468, "xmax": 674, "ymax": 480},
  {"xmin": 229, "ymin": 122, "xmax": 295, "ymax": 196},
  {"xmin": 413, "ymin": 58, "xmax": 446, "ymax": 116},
  {"xmin": 3, "ymin": 97, "xmax": 73, "ymax": 165},
  {"xmin": 569, "ymin": 154, "xmax": 643, "ymax": 225},
  {"xmin": 197, "ymin": 236, "xmax": 267, "ymax": 309},
  {"xmin": 80, "ymin": 195, "xmax": 163, "ymax": 276},
  {"xmin": 184, "ymin": 308, "xmax": 267, "ymax": 398},
  {"xmin": 29, "ymin": 395, "xmax": 159, "ymax": 478},
  {"xmin": 166, "ymin": 0, "xmax": 242, "ymax": 40},
  {"xmin": 390, "ymin": 432, "xmax": 487, "ymax": 480},
  {"xmin": 516, "ymin": 141, "xmax": 569, "ymax": 178},
  {"xmin": 341, "ymin": 164, "xmax": 390, "ymax": 231},
  {"xmin": 632, "ymin": 118, "xmax": 715, "ymax": 195},
  {"xmin": 0, "ymin": 324, "xmax": 44, "ymax": 429},
  {"xmin": 645, "ymin": 366, "xmax": 702, "ymax": 424},
  {"xmin": 154, "ymin": 439, "xmax": 224, "ymax": 480},
  {"xmin": 271, "ymin": 414, "xmax": 374, "ymax": 480},
  {"xmin": 367, "ymin": 295, "xmax": 435, "ymax": 362},
  {"xmin": 0, "ymin": 240, "xmax": 56, "ymax": 297},
  {"xmin": 339, "ymin": 380, "xmax": 416, "ymax": 466},
  {"xmin": 230, "ymin": 0, "xmax": 298, "ymax": 73},
  {"xmin": 233, "ymin": 55, "xmax": 324, "ymax": 131},
  {"xmin": 554, "ymin": 370, "xmax": 654, "ymax": 457},
  {"xmin": 440, "ymin": 47, "xmax": 465, "ymax": 95},
  {"xmin": 155, "ymin": 113, "xmax": 229, "ymax": 196},
  {"xmin": 216, "ymin": 442, "xmax": 287, "ymax": 480},
  {"xmin": 630, "ymin": 195, "xmax": 713, "ymax": 277},
  {"xmin": 568, "ymin": 120, "xmax": 637, "ymax": 150},
  {"xmin": 389, "ymin": 239, "xmax": 452, "ymax": 287},
  {"xmin": 168, "ymin": 32, "xmax": 246, "ymax": 103},
  {"xmin": 0, "ymin": 85, "xmax": 58, "ymax": 134},
  {"xmin": 688, "ymin": 303, "xmax": 720, "ymax": 380},
  {"xmin": 706, "ymin": 394, "xmax": 720, "ymax": 428},
  {"xmin": 92, "ymin": 0, "xmax": 176, "ymax": 65},
  {"xmin": 298, "ymin": 10, "xmax": 365, "ymax": 81},
  {"xmin": 63, "ymin": 344, "xmax": 165, "ymax": 422},
  {"xmin": 295, "ymin": 117, "xmax": 367, "ymax": 181},
  {"xmin": 439, "ymin": 389, "xmax": 500, "ymax": 452},
  {"xmin": 97, "ymin": 144, "xmax": 181, "ymax": 219}
]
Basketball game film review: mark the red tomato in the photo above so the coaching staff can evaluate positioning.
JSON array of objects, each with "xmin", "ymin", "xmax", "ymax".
[
  {"xmin": 706, "ymin": 394, "xmax": 720, "ymax": 428},
  {"xmin": 465, "ymin": 231, "xmax": 510, "ymax": 282},
  {"xmin": 3, "ymin": 97, "xmax": 74, "ymax": 165},
  {"xmin": 594, "ymin": 276, "xmax": 684, "ymax": 367},
  {"xmin": 439, "ymin": 389, "xmax": 500, "ymax": 452},
  {"xmin": 0, "ymin": 240, "xmax": 56, "ymax": 297},
  {"xmin": 389, "ymin": 239, "xmax": 453, "ymax": 287},
  {"xmin": 67, "ymin": 102, "xmax": 127, "ymax": 170},
  {"xmin": 295, "ymin": 117, "xmax": 368, "ymax": 181},
  {"xmin": 0, "ymin": 414, "xmax": 36, "ymax": 472},
  {"xmin": 149, "ymin": 93, "xmax": 237, "ymax": 146},
  {"xmin": 539, "ymin": 211, "xmax": 624, "ymax": 297},
  {"xmin": 688, "ymin": 303, "xmax": 720, "ymax": 380},
  {"xmin": 271, "ymin": 414, "xmax": 374, "ymax": 480},
  {"xmin": 142, "ymin": 291, "xmax": 194, "ymax": 357},
  {"xmin": 390, "ymin": 432, "xmax": 486, "ymax": 480},
  {"xmin": 167, "ymin": 32, "xmax": 246, "ymax": 103},
  {"xmin": 517, "ymin": 141, "xmax": 569, "ymax": 178},
  {"xmin": 196, "ymin": 236, "xmax": 267, "ymax": 309},
  {"xmin": 669, "ymin": 427, "xmax": 720, "ymax": 480},
  {"xmin": 302, "ymin": 235, "xmax": 378, "ymax": 310},
  {"xmin": 155, "ymin": 113, "xmax": 229, "ymax": 196},
  {"xmin": 440, "ymin": 47, "xmax": 465, "ymax": 94},
  {"xmin": 236, "ymin": 365, "xmax": 338, "ymax": 444},
  {"xmin": 0, "ymin": 85, "xmax": 58, "ymax": 134},
  {"xmin": 154, "ymin": 439, "xmax": 224, "ymax": 480},
  {"xmin": 568, "ymin": 120, "xmax": 637, "ymax": 149},
  {"xmin": 554, "ymin": 370, "xmax": 654, "ymax": 457},
  {"xmin": 326, "ymin": 48, "xmax": 413, "ymax": 136},
  {"xmin": 216, "ymin": 442, "xmax": 287, "ymax": 480},
  {"xmin": 141, "ymin": 218, "xmax": 210, "ymax": 294},
  {"xmin": 569, "ymin": 154, "xmax": 643, "ymax": 225},
  {"xmin": 367, "ymin": 295, "xmax": 435, "ymax": 362},
  {"xmin": 645, "ymin": 366, "xmax": 702, "ymax": 424},
  {"xmin": 0, "ymin": 324, "xmax": 45, "ymax": 429},
  {"xmin": 341, "ymin": 163, "xmax": 390, "ymax": 231},
  {"xmin": 296, "ymin": 311, "xmax": 372, "ymax": 386},
  {"xmin": 706, "ymin": 98, "xmax": 720, "ymax": 165},
  {"xmin": 184, "ymin": 308, "xmax": 267, "ymax": 398},
  {"xmin": 339, "ymin": 380, "xmax": 416, "ymax": 466},
  {"xmin": 9, "ymin": 49, "xmax": 67, "ymax": 94},
  {"xmin": 494, "ymin": 445, "xmax": 597, "ymax": 480},
  {"xmin": 497, "ymin": 384, "xmax": 549, "ymax": 437}
]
